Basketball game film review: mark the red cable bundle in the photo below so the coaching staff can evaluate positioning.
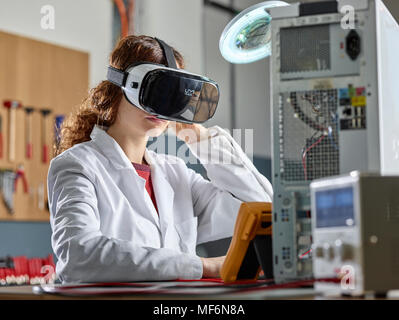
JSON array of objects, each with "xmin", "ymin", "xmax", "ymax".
[
  {"xmin": 14, "ymin": 256, "xmax": 29, "ymax": 284},
  {"xmin": 0, "ymin": 268, "xmax": 5, "ymax": 285},
  {"xmin": 0, "ymin": 254, "xmax": 56, "ymax": 286}
]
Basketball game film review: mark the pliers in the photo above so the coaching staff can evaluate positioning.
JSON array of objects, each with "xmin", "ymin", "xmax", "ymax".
[{"xmin": 14, "ymin": 164, "xmax": 28, "ymax": 193}]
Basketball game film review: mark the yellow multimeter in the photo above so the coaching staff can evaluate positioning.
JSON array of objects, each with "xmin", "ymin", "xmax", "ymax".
[{"xmin": 221, "ymin": 202, "xmax": 273, "ymax": 283}]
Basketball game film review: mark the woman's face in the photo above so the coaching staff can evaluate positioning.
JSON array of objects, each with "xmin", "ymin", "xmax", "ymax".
[{"xmin": 116, "ymin": 96, "xmax": 170, "ymax": 138}]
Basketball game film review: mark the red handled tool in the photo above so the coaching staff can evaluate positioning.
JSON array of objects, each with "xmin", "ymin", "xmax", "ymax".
[
  {"xmin": 3, "ymin": 100, "xmax": 22, "ymax": 162},
  {"xmin": 40, "ymin": 109, "xmax": 51, "ymax": 163},
  {"xmin": 0, "ymin": 255, "xmax": 56, "ymax": 285},
  {"xmin": 24, "ymin": 107, "xmax": 34, "ymax": 159},
  {"xmin": 14, "ymin": 164, "xmax": 28, "ymax": 193},
  {"xmin": 0, "ymin": 115, "xmax": 3, "ymax": 159}
]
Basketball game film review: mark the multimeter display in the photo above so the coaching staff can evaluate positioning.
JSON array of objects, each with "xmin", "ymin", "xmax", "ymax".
[{"xmin": 315, "ymin": 187, "xmax": 355, "ymax": 228}]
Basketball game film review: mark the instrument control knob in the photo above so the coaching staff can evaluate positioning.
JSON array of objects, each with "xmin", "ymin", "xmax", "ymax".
[
  {"xmin": 341, "ymin": 243, "xmax": 354, "ymax": 261},
  {"xmin": 315, "ymin": 245, "xmax": 324, "ymax": 258}
]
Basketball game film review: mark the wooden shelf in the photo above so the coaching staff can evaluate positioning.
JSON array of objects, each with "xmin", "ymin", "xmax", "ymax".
[{"xmin": 0, "ymin": 31, "xmax": 89, "ymax": 221}]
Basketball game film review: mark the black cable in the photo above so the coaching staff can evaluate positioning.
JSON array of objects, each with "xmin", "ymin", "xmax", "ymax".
[{"xmin": 203, "ymin": 0, "xmax": 239, "ymax": 15}]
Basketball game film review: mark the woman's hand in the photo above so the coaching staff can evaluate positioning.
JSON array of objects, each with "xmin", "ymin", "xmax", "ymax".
[
  {"xmin": 168, "ymin": 122, "xmax": 210, "ymax": 144},
  {"xmin": 200, "ymin": 256, "xmax": 226, "ymax": 278}
]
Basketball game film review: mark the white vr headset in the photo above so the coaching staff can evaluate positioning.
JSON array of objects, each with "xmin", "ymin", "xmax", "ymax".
[{"xmin": 107, "ymin": 38, "xmax": 220, "ymax": 124}]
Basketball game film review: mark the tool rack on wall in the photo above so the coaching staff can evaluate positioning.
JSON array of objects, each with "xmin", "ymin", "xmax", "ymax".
[{"xmin": 0, "ymin": 31, "xmax": 89, "ymax": 221}]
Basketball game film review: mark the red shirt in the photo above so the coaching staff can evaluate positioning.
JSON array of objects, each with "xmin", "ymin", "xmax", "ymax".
[{"xmin": 132, "ymin": 162, "xmax": 158, "ymax": 214}]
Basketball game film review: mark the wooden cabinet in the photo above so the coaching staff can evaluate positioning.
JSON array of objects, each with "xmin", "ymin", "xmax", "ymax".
[{"xmin": 0, "ymin": 31, "xmax": 89, "ymax": 221}]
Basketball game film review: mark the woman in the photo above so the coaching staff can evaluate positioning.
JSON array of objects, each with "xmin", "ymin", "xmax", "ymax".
[{"xmin": 48, "ymin": 35, "xmax": 273, "ymax": 283}]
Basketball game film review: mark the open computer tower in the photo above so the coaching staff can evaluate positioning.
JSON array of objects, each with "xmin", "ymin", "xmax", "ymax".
[{"xmin": 268, "ymin": 0, "xmax": 399, "ymax": 283}]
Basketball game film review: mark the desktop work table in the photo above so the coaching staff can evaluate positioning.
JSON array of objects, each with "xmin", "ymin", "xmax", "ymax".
[{"xmin": 0, "ymin": 281, "xmax": 399, "ymax": 300}]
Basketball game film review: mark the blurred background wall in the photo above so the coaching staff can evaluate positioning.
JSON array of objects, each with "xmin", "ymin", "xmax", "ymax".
[{"xmin": 0, "ymin": 0, "xmax": 112, "ymax": 258}]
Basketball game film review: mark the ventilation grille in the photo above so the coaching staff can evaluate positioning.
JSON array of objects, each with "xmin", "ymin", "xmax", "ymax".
[
  {"xmin": 280, "ymin": 24, "xmax": 331, "ymax": 74},
  {"xmin": 278, "ymin": 89, "xmax": 340, "ymax": 182}
]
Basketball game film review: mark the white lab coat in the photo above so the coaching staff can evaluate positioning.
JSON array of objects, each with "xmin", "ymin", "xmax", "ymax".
[{"xmin": 48, "ymin": 125, "xmax": 273, "ymax": 283}]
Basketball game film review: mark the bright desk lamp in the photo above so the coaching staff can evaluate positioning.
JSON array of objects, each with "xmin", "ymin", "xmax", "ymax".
[{"xmin": 219, "ymin": 1, "xmax": 289, "ymax": 64}]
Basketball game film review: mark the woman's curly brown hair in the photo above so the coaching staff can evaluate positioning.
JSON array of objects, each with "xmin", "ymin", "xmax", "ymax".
[{"xmin": 55, "ymin": 35, "xmax": 185, "ymax": 156}]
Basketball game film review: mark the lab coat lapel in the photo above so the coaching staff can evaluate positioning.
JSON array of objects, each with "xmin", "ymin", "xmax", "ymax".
[
  {"xmin": 90, "ymin": 125, "xmax": 132, "ymax": 170},
  {"xmin": 145, "ymin": 150, "xmax": 175, "ymax": 246},
  {"xmin": 131, "ymin": 167, "xmax": 161, "ymax": 230},
  {"xmin": 90, "ymin": 125, "xmax": 161, "ymax": 229}
]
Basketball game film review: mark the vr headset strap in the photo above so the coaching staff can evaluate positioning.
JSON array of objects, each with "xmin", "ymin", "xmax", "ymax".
[
  {"xmin": 107, "ymin": 38, "xmax": 176, "ymax": 87},
  {"xmin": 107, "ymin": 66, "xmax": 127, "ymax": 87},
  {"xmin": 154, "ymin": 37, "xmax": 177, "ymax": 69}
]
